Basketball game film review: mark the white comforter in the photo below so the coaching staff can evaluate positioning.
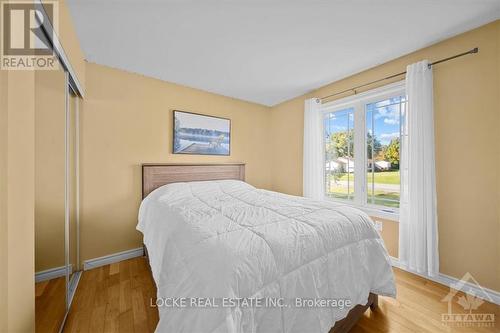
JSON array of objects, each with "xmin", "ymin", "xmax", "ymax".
[{"xmin": 137, "ymin": 180, "xmax": 396, "ymax": 333}]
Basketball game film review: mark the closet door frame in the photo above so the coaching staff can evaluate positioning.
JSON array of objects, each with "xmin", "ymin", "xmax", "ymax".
[
  {"xmin": 65, "ymin": 72, "xmax": 70, "ymax": 311},
  {"xmin": 65, "ymin": 83, "xmax": 81, "ymax": 310},
  {"xmin": 34, "ymin": 1, "xmax": 85, "ymax": 97}
]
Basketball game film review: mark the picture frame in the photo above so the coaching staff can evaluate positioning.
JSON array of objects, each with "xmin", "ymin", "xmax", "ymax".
[{"xmin": 173, "ymin": 110, "xmax": 231, "ymax": 156}]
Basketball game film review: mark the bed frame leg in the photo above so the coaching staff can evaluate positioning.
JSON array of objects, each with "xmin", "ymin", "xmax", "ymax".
[
  {"xmin": 370, "ymin": 294, "xmax": 378, "ymax": 311},
  {"xmin": 329, "ymin": 293, "xmax": 379, "ymax": 333}
]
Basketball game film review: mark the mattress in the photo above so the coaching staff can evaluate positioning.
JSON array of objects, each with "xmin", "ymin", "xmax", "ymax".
[{"xmin": 137, "ymin": 180, "xmax": 396, "ymax": 333}]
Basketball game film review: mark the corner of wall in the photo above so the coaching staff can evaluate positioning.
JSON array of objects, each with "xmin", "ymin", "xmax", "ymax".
[{"xmin": 268, "ymin": 96, "xmax": 307, "ymax": 196}]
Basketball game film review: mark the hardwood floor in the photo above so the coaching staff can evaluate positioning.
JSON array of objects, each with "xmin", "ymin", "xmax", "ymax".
[
  {"xmin": 64, "ymin": 257, "xmax": 499, "ymax": 332},
  {"xmin": 36, "ymin": 276, "xmax": 66, "ymax": 333},
  {"xmin": 63, "ymin": 257, "xmax": 158, "ymax": 333},
  {"xmin": 351, "ymin": 269, "xmax": 499, "ymax": 333}
]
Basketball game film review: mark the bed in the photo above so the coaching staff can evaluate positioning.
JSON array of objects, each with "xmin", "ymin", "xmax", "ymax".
[{"xmin": 138, "ymin": 163, "xmax": 396, "ymax": 333}]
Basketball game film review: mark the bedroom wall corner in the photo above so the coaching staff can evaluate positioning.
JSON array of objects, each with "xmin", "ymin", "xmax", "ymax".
[{"xmin": 79, "ymin": 62, "xmax": 273, "ymax": 264}]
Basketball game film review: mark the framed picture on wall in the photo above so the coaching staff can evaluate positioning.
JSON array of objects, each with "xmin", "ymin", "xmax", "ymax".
[{"xmin": 173, "ymin": 110, "xmax": 231, "ymax": 156}]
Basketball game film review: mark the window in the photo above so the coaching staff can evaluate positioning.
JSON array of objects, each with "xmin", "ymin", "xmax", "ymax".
[
  {"xmin": 323, "ymin": 82, "xmax": 405, "ymax": 213},
  {"xmin": 366, "ymin": 96, "xmax": 406, "ymax": 208},
  {"xmin": 324, "ymin": 108, "xmax": 354, "ymax": 200}
]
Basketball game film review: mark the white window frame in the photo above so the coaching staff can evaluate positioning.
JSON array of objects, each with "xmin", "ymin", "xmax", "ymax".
[{"xmin": 321, "ymin": 80, "xmax": 405, "ymax": 221}]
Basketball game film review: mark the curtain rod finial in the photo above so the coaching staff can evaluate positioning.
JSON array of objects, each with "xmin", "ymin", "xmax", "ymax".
[{"xmin": 472, "ymin": 47, "xmax": 479, "ymax": 53}]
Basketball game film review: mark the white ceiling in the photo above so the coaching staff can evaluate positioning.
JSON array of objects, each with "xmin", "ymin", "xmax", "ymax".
[{"xmin": 66, "ymin": 0, "xmax": 500, "ymax": 106}]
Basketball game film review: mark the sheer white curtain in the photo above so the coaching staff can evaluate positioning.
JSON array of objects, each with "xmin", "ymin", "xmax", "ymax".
[
  {"xmin": 303, "ymin": 98, "xmax": 324, "ymax": 200},
  {"xmin": 399, "ymin": 60, "xmax": 439, "ymax": 276}
]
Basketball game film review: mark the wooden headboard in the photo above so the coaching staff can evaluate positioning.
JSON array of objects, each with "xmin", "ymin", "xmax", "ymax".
[{"xmin": 142, "ymin": 163, "xmax": 245, "ymax": 198}]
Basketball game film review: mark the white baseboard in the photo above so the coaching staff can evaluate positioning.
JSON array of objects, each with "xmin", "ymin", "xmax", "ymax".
[
  {"xmin": 35, "ymin": 266, "xmax": 67, "ymax": 283},
  {"xmin": 390, "ymin": 256, "xmax": 500, "ymax": 306},
  {"xmin": 83, "ymin": 247, "xmax": 144, "ymax": 271}
]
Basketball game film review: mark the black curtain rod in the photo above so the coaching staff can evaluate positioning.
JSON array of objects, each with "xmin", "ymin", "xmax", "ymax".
[{"xmin": 320, "ymin": 47, "xmax": 479, "ymax": 101}]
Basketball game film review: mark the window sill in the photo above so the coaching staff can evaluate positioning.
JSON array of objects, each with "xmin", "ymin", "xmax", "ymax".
[
  {"xmin": 324, "ymin": 198, "xmax": 400, "ymax": 222},
  {"xmin": 359, "ymin": 206, "xmax": 399, "ymax": 222}
]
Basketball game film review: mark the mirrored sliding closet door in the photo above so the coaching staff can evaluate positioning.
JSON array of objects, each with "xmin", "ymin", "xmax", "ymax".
[
  {"xmin": 34, "ymin": 54, "xmax": 67, "ymax": 333},
  {"xmin": 34, "ymin": 50, "xmax": 82, "ymax": 333}
]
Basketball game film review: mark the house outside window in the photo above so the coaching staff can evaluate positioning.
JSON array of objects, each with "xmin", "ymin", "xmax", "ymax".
[{"xmin": 323, "ymin": 81, "xmax": 405, "ymax": 217}]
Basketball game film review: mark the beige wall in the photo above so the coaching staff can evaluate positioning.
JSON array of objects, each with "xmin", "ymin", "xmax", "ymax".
[
  {"xmin": 373, "ymin": 218, "xmax": 399, "ymax": 259},
  {"xmin": 80, "ymin": 63, "xmax": 273, "ymax": 262},
  {"xmin": 269, "ymin": 21, "xmax": 500, "ymax": 291},
  {"xmin": 0, "ymin": 70, "xmax": 36, "ymax": 333}
]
